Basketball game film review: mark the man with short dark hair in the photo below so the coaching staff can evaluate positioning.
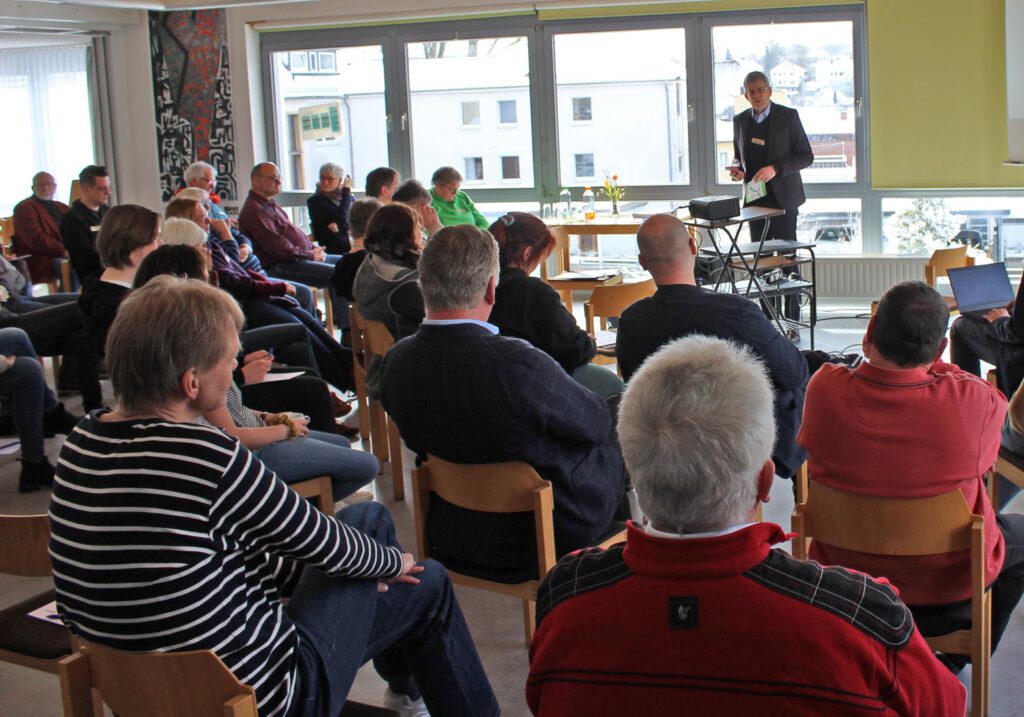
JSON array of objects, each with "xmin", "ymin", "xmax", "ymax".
[
  {"xmin": 617, "ymin": 213, "xmax": 808, "ymax": 478},
  {"xmin": 365, "ymin": 167, "xmax": 400, "ymax": 203},
  {"xmin": 527, "ymin": 335, "xmax": 966, "ymax": 715},
  {"xmin": 59, "ymin": 165, "xmax": 110, "ymax": 282},
  {"xmin": 13, "ymin": 172, "xmax": 70, "ymax": 287},
  {"xmin": 800, "ymin": 280, "xmax": 1024, "ymax": 669},
  {"xmin": 379, "ymin": 225, "xmax": 625, "ymax": 570}
]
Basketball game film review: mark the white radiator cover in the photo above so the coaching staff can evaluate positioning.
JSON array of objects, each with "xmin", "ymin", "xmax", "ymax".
[{"xmin": 816, "ymin": 257, "xmax": 928, "ymax": 298}]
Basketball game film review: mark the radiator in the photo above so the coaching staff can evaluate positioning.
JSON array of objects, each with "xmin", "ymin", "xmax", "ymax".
[{"xmin": 816, "ymin": 257, "xmax": 928, "ymax": 298}]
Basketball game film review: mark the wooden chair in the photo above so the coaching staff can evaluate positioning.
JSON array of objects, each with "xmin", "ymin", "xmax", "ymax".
[
  {"xmin": 0, "ymin": 514, "xmax": 73, "ymax": 676},
  {"xmin": 926, "ymin": 245, "xmax": 975, "ymax": 313},
  {"xmin": 360, "ymin": 316, "xmax": 405, "ymax": 501},
  {"xmin": 0, "ymin": 216, "xmax": 15, "ymax": 257},
  {"xmin": 540, "ymin": 226, "xmax": 572, "ymax": 309},
  {"xmin": 68, "ymin": 180, "xmax": 81, "ymax": 205},
  {"xmin": 291, "ymin": 475, "xmax": 334, "ymax": 514},
  {"xmin": 59, "ymin": 639, "xmax": 258, "ymax": 717},
  {"xmin": 412, "ymin": 455, "xmax": 626, "ymax": 646},
  {"xmin": 583, "ymin": 278, "xmax": 656, "ymax": 365},
  {"xmin": 349, "ymin": 305, "xmax": 372, "ymax": 441},
  {"xmin": 791, "ymin": 482, "xmax": 990, "ymax": 717},
  {"xmin": 314, "ymin": 285, "xmax": 335, "ymax": 336}
]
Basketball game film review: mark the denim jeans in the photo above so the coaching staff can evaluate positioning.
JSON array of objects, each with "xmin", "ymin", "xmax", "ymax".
[
  {"xmin": 287, "ymin": 282, "xmax": 316, "ymax": 315},
  {"xmin": 285, "ymin": 502, "xmax": 498, "ymax": 717},
  {"xmin": 0, "ymin": 327, "xmax": 58, "ymax": 460},
  {"xmin": 239, "ymin": 375, "xmax": 335, "ymax": 434},
  {"xmin": 266, "ymin": 256, "xmax": 348, "ymax": 330},
  {"xmin": 255, "ymin": 429, "xmax": 376, "ymax": 501}
]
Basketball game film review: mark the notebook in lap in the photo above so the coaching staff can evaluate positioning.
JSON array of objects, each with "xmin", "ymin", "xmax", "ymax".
[{"xmin": 947, "ymin": 262, "xmax": 1015, "ymax": 318}]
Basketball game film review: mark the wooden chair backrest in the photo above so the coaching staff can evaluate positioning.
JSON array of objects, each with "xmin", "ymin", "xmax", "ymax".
[
  {"xmin": 363, "ymin": 318, "xmax": 396, "ymax": 357},
  {"xmin": 794, "ymin": 481, "xmax": 977, "ymax": 556},
  {"xmin": 540, "ymin": 226, "xmax": 571, "ymax": 281},
  {"xmin": 924, "ymin": 245, "xmax": 974, "ymax": 286},
  {"xmin": 584, "ymin": 278, "xmax": 656, "ymax": 335},
  {"xmin": 413, "ymin": 456, "xmax": 557, "ymax": 576},
  {"xmin": 69, "ymin": 180, "xmax": 81, "ymax": 205},
  {"xmin": 0, "ymin": 514, "xmax": 52, "ymax": 577},
  {"xmin": 0, "ymin": 216, "xmax": 15, "ymax": 258},
  {"xmin": 61, "ymin": 640, "xmax": 257, "ymax": 717},
  {"xmin": 290, "ymin": 475, "xmax": 334, "ymax": 515}
]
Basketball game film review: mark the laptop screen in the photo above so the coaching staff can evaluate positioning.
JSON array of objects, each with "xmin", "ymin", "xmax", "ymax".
[{"xmin": 947, "ymin": 262, "xmax": 1016, "ymax": 314}]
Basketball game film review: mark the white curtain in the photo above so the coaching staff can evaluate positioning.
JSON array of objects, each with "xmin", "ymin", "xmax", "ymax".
[{"xmin": 0, "ymin": 45, "xmax": 95, "ymax": 215}]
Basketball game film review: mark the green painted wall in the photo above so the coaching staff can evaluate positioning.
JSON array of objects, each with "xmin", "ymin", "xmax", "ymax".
[{"xmin": 868, "ymin": 0, "xmax": 1021, "ymax": 188}]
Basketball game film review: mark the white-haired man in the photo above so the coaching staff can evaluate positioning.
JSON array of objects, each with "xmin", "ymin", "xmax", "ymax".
[{"xmin": 527, "ymin": 335, "xmax": 966, "ymax": 716}]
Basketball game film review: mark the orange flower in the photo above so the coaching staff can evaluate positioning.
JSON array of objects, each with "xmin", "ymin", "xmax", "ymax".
[{"xmin": 612, "ymin": 174, "xmax": 618, "ymax": 182}]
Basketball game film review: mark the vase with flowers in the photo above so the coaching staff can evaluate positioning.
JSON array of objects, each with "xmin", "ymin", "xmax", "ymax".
[{"xmin": 602, "ymin": 174, "xmax": 626, "ymax": 216}]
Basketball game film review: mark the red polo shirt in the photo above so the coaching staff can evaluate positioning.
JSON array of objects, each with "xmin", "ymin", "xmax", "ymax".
[{"xmin": 798, "ymin": 360, "xmax": 1006, "ymax": 605}]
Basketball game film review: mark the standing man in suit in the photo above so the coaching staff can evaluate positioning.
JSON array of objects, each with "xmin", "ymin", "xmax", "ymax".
[{"xmin": 730, "ymin": 71, "xmax": 813, "ymax": 325}]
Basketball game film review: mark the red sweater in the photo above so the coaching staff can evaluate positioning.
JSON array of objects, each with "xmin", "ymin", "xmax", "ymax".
[
  {"xmin": 12, "ymin": 195, "xmax": 68, "ymax": 284},
  {"xmin": 528, "ymin": 522, "xmax": 965, "ymax": 716},
  {"xmin": 799, "ymin": 360, "xmax": 1006, "ymax": 604}
]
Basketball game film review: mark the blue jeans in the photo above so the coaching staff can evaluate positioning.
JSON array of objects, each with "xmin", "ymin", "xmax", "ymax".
[
  {"xmin": 287, "ymin": 282, "xmax": 316, "ymax": 315},
  {"xmin": 285, "ymin": 502, "xmax": 498, "ymax": 717},
  {"xmin": 0, "ymin": 327, "xmax": 58, "ymax": 460},
  {"xmin": 255, "ymin": 429, "xmax": 377, "ymax": 501},
  {"xmin": 267, "ymin": 256, "xmax": 347, "ymax": 330}
]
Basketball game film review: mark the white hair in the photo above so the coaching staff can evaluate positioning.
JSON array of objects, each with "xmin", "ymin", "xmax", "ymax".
[
  {"xmin": 617, "ymin": 335, "xmax": 776, "ymax": 533},
  {"xmin": 184, "ymin": 161, "xmax": 215, "ymax": 185},
  {"xmin": 160, "ymin": 217, "xmax": 208, "ymax": 248},
  {"xmin": 319, "ymin": 162, "xmax": 344, "ymax": 179},
  {"xmin": 177, "ymin": 187, "xmax": 209, "ymax": 203}
]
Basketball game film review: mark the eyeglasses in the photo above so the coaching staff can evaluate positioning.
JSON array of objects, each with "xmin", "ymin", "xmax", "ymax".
[
  {"xmin": 258, "ymin": 175, "xmax": 282, "ymax": 183},
  {"xmin": 745, "ymin": 86, "xmax": 770, "ymax": 95}
]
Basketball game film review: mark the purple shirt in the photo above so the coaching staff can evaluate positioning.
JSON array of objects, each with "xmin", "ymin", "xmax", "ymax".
[{"xmin": 238, "ymin": 190, "xmax": 314, "ymax": 267}]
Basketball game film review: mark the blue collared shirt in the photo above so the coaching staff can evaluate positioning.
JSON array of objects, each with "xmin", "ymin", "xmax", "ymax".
[
  {"xmin": 752, "ymin": 103, "xmax": 772, "ymax": 124},
  {"xmin": 421, "ymin": 318, "xmax": 500, "ymax": 335}
]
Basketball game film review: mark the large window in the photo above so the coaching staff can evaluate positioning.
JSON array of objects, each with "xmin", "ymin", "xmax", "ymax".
[
  {"xmin": 554, "ymin": 28, "xmax": 689, "ymax": 187},
  {"xmin": 882, "ymin": 196, "xmax": 1024, "ymax": 260},
  {"xmin": 0, "ymin": 45, "xmax": 95, "ymax": 214},
  {"xmin": 407, "ymin": 36, "xmax": 534, "ymax": 189},
  {"xmin": 269, "ymin": 44, "xmax": 387, "ymax": 191},
  {"xmin": 711, "ymin": 20, "xmax": 857, "ymax": 185}
]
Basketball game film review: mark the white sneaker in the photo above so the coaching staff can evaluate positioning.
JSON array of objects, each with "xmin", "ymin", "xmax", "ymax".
[{"xmin": 382, "ymin": 688, "xmax": 430, "ymax": 717}]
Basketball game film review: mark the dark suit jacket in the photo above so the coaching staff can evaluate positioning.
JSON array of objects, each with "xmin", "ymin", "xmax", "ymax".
[
  {"xmin": 379, "ymin": 322, "xmax": 624, "ymax": 571},
  {"xmin": 617, "ymin": 284, "xmax": 808, "ymax": 478},
  {"xmin": 60, "ymin": 201, "xmax": 107, "ymax": 283},
  {"xmin": 12, "ymin": 196, "xmax": 68, "ymax": 284},
  {"xmin": 732, "ymin": 103, "xmax": 813, "ymax": 210}
]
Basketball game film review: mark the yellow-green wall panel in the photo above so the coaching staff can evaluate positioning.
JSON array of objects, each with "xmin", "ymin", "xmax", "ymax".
[{"xmin": 869, "ymin": 0, "xmax": 1023, "ymax": 188}]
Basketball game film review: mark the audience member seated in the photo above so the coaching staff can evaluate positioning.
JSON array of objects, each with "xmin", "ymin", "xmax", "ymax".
[
  {"xmin": 365, "ymin": 166, "xmax": 401, "ymax": 204},
  {"xmin": 950, "ymin": 270, "xmax": 1024, "ymax": 505},
  {"xmin": 526, "ymin": 335, "xmax": 967, "ymax": 716},
  {"xmin": 430, "ymin": 166, "xmax": 490, "ymax": 230},
  {"xmin": 616, "ymin": 213, "xmax": 808, "ymax": 478},
  {"xmin": 307, "ymin": 162, "xmax": 354, "ymax": 255},
  {"xmin": 167, "ymin": 196, "xmax": 355, "ymax": 394},
  {"xmin": 77, "ymin": 204, "xmax": 161, "ymax": 358},
  {"xmin": 49, "ymin": 275, "xmax": 498, "ymax": 717},
  {"xmin": 183, "ymin": 162, "xmax": 269, "ymax": 280},
  {"xmin": 0, "ymin": 255, "xmax": 102, "ymax": 410},
  {"xmin": 353, "ymin": 202, "xmax": 425, "ymax": 342},
  {"xmin": 0, "ymin": 327, "xmax": 79, "ymax": 492},
  {"xmin": 380, "ymin": 225, "xmax": 625, "ymax": 570},
  {"xmin": 332, "ymin": 198, "xmax": 381, "ymax": 301},
  {"xmin": 59, "ymin": 164, "xmax": 111, "ymax": 283},
  {"xmin": 392, "ymin": 179, "xmax": 443, "ymax": 239},
  {"xmin": 12, "ymin": 171, "xmax": 72, "ymax": 289},
  {"xmin": 800, "ymin": 281, "xmax": 1024, "ymax": 671},
  {"xmin": 238, "ymin": 162, "xmax": 345, "ymax": 326},
  {"xmin": 488, "ymin": 212, "xmax": 623, "ymax": 399},
  {"xmin": 134, "ymin": 243, "xmax": 357, "ymax": 438}
]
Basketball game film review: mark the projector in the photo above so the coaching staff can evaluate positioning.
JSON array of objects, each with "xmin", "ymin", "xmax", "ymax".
[{"xmin": 689, "ymin": 195, "xmax": 742, "ymax": 221}]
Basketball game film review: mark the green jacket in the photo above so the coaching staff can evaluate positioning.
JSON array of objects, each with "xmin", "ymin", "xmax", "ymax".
[{"xmin": 430, "ymin": 188, "xmax": 490, "ymax": 230}]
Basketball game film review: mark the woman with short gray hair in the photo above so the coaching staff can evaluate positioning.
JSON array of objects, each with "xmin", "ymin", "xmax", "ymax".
[{"xmin": 307, "ymin": 161, "xmax": 354, "ymax": 254}]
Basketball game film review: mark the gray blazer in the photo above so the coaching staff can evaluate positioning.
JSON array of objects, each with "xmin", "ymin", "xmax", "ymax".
[{"xmin": 732, "ymin": 102, "xmax": 814, "ymax": 210}]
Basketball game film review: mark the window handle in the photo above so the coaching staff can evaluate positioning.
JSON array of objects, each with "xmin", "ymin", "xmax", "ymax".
[
  {"xmin": 385, "ymin": 114, "xmax": 392, "ymax": 132},
  {"xmin": 688, "ymin": 101, "xmax": 695, "ymax": 123},
  {"xmin": 401, "ymin": 112, "xmax": 408, "ymax": 131}
]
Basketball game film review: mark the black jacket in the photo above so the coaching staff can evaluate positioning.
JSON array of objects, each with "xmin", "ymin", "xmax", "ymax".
[{"xmin": 732, "ymin": 103, "xmax": 813, "ymax": 210}]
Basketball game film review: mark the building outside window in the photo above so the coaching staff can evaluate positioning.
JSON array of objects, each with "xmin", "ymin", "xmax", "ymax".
[
  {"xmin": 498, "ymin": 99, "xmax": 518, "ymax": 125},
  {"xmin": 502, "ymin": 155, "xmax": 521, "ymax": 180},
  {"xmin": 465, "ymin": 156, "xmax": 484, "ymax": 181},
  {"xmin": 572, "ymin": 97, "xmax": 592, "ymax": 121},
  {"xmin": 574, "ymin": 153, "xmax": 594, "ymax": 179},
  {"xmin": 461, "ymin": 100, "xmax": 481, "ymax": 127}
]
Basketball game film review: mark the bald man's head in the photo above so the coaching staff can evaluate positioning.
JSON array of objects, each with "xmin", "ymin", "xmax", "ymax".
[{"xmin": 636, "ymin": 214, "xmax": 696, "ymax": 283}]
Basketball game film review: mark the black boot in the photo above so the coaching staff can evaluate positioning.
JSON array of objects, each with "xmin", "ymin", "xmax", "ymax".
[
  {"xmin": 19, "ymin": 458, "xmax": 55, "ymax": 493},
  {"xmin": 42, "ymin": 403, "xmax": 82, "ymax": 437}
]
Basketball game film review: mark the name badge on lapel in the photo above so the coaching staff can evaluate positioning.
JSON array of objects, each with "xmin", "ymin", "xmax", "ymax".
[{"xmin": 751, "ymin": 138, "xmax": 766, "ymax": 146}]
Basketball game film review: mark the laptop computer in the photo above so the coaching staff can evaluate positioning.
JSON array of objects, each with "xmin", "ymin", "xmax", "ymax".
[{"xmin": 947, "ymin": 262, "xmax": 1016, "ymax": 317}]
